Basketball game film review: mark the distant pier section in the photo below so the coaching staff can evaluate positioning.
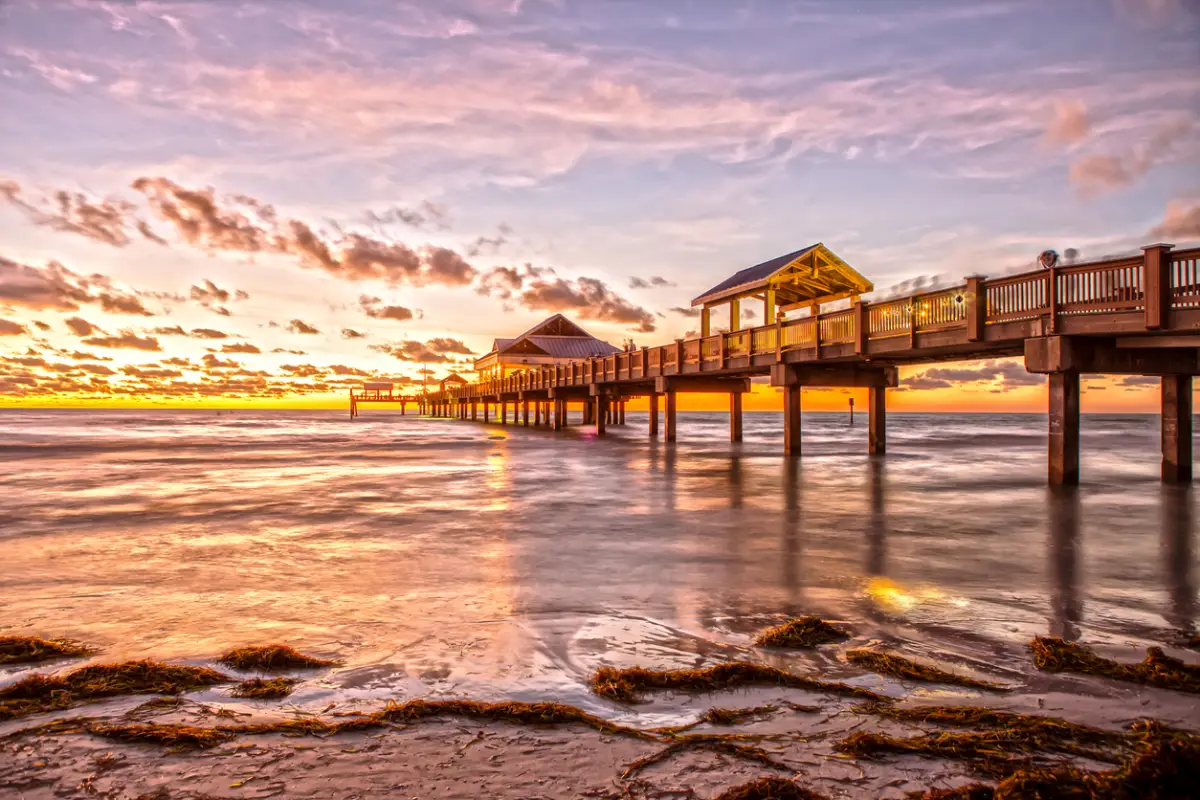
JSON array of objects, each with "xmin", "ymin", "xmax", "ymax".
[{"xmin": 367, "ymin": 242, "xmax": 1198, "ymax": 486}]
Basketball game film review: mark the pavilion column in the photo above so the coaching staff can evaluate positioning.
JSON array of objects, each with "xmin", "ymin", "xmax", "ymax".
[
  {"xmin": 1048, "ymin": 372, "xmax": 1080, "ymax": 486},
  {"xmin": 730, "ymin": 392, "xmax": 743, "ymax": 442},
  {"xmin": 1162, "ymin": 375, "xmax": 1193, "ymax": 483},
  {"xmin": 869, "ymin": 386, "xmax": 886, "ymax": 455},
  {"xmin": 522, "ymin": 400, "xmax": 530, "ymax": 427},
  {"xmin": 595, "ymin": 396, "xmax": 607, "ymax": 436},
  {"xmin": 783, "ymin": 384, "xmax": 802, "ymax": 455},
  {"xmin": 730, "ymin": 298, "xmax": 742, "ymax": 331},
  {"xmin": 700, "ymin": 308, "xmax": 711, "ymax": 338},
  {"xmin": 664, "ymin": 390, "xmax": 677, "ymax": 442}
]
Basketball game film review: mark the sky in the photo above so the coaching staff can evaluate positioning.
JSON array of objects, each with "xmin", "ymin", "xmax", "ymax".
[{"xmin": 0, "ymin": 0, "xmax": 1197, "ymax": 411}]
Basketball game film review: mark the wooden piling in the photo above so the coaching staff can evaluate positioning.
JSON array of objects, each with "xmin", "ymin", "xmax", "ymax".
[
  {"xmin": 1048, "ymin": 371, "xmax": 1080, "ymax": 485},
  {"xmin": 664, "ymin": 390, "xmax": 677, "ymax": 442},
  {"xmin": 595, "ymin": 396, "xmax": 607, "ymax": 436},
  {"xmin": 1162, "ymin": 375, "xmax": 1193, "ymax": 483},
  {"xmin": 783, "ymin": 384, "xmax": 801, "ymax": 455},
  {"xmin": 649, "ymin": 393, "xmax": 659, "ymax": 438},
  {"xmin": 869, "ymin": 386, "xmax": 886, "ymax": 455},
  {"xmin": 522, "ymin": 400, "xmax": 530, "ymax": 427},
  {"xmin": 729, "ymin": 392, "xmax": 743, "ymax": 442}
]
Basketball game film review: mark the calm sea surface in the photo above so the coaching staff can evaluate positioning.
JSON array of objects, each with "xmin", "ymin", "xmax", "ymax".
[{"xmin": 0, "ymin": 409, "xmax": 1195, "ymax": 722}]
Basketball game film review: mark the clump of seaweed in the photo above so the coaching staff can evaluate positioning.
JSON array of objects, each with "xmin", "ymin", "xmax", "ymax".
[
  {"xmin": 590, "ymin": 662, "xmax": 885, "ymax": 704},
  {"xmin": 0, "ymin": 660, "xmax": 231, "ymax": 720},
  {"xmin": 859, "ymin": 703, "xmax": 1127, "ymax": 753},
  {"xmin": 701, "ymin": 705, "xmax": 780, "ymax": 726},
  {"xmin": 622, "ymin": 732, "xmax": 790, "ymax": 779},
  {"xmin": 1029, "ymin": 636, "xmax": 1200, "ymax": 693},
  {"xmin": 905, "ymin": 785, "xmax": 994, "ymax": 800},
  {"xmin": 375, "ymin": 699, "xmax": 656, "ymax": 740},
  {"xmin": 715, "ymin": 778, "xmax": 828, "ymax": 800},
  {"xmin": 836, "ymin": 730, "xmax": 1053, "ymax": 778},
  {"xmin": 230, "ymin": 677, "xmax": 299, "ymax": 699},
  {"xmin": 752, "ymin": 617, "xmax": 850, "ymax": 648},
  {"xmin": 217, "ymin": 645, "xmax": 338, "ymax": 672},
  {"xmin": 846, "ymin": 649, "xmax": 1003, "ymax": 691},
  {"xmin": 0, "ymin": 636, "xmax": 94, "ymax": 665},
  {"xmin": 87, "ymin": 721, "xmax": 235, "ymax": 750}
]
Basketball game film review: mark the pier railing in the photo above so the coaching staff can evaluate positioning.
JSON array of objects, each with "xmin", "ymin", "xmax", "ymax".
[{"xmin": 439, "ymin": 247, "xmax": 1199, "ymax": 400}]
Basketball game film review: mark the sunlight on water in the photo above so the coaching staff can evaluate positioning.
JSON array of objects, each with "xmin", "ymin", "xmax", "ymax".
[{"xmin": 0, "ymin": 408, "xmax": 1195, "ymax": 723}]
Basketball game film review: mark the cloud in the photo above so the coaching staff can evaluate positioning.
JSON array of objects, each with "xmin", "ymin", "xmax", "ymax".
[
  {"xmin": 189, "ymin": 278, "xmax": 249, "ymax": 316},
  {"xmin": 371, "ymin": 337, "xmax": 473, "ymax": 362},
  {"xmin": 218, "ymin": 343, "xmax": 261, "ymax": 354},
  {"xmin": 0, "ymin": 319, "xmax": 27, "ymax": 336},
  {"xmin": 132, "ymin": 177, "xmax": 478, "ymax": 288},
  {"xmin": 202, "ymin": 354, "xmax": 240, "ymax": 369},
  {"xmin": 669, "ymin": 306, "xmax": 701, "ymax": 318},
  {"xmin": 1044, "ymin": 100, "xmax": 1089, "ymax": 146},
  {"xmin": 475, "ymin": 263, "xmax": 552, "ymax": 302},
  {"xmin": 365, "ymin": 201, "xmax": 450, "ymax": 231},
  {"xmin": 189, "ymin": 328, "xmax": 228, "ymax": 339},
  {"xmin": 1150, "ymin": 200, "xmax": 1200, "ymax": 239},
  {"xmin": 0, "ymin": 179, "xmax": 162, "ymax": 247},
  {"xmin": 280, "ymin": 363, "xmax": 324, "ymax": 377},
  {"xmin": 517, "ymin": 275, "xmax": 657, "ymax": 332},
  {"xmin": 359, "ymin": 295, "xmax": 415, "ymax": 321},
  {"xmin": 908, "ymin": 359, "xmax": 1045, "ymax": 391},
  {"xmin": 64, "ymin": 316, "xmax": 101, "ymax": 336},
  {"xmin": 271, "ymin": 348, "xmax": 308, "ymax": 355},
  {"xmin": 286, "ymin": 319, "xmax": 320, "ymax": 334},
  {"xmin": 629, "ymin": 276, "xmax": 675, "ymax": 289},
  {"xmin": 0, "ymin": 255, "xmax": 157, "ymax": 315},
  {"xmin": 328, "ymin": 364, "xmax": 373, "ymax": 376},
  {"xmin": 81, "ymin": 331, "xmax": 161, "ymax": 351},
  {"xmin": 1069, "ymin": 118, "xmax": 1195, "ymax": 196},
  {"xmin": 341, "ymin": 328, "xmax": 367, "ymax": 339}
]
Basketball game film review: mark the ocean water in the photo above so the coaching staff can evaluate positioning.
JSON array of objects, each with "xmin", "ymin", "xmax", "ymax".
[{"xmin": 0, "ymin": 409, "xmax": 1195, "ymax": 722}]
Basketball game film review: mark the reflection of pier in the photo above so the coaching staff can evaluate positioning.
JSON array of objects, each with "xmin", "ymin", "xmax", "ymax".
[{"xmin": 418, "ymin": 244, "xmax": 1196, "ymax": 485}]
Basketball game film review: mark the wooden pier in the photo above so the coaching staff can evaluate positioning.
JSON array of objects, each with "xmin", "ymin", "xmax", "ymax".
[
  {"xmin": 349, "ymin": 383, "xmax": 417, "ymax": 419},
  {"xmin": 403, "ymin": 244, "xmax": 1198, "ymax": 485}
]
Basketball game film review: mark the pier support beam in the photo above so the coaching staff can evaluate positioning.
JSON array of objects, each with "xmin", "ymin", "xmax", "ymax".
[
  {"xmin": 783, "ymin": 385, "xmax": 802, "ymax": 455},
  {"xmin": 501, "ymin": 401, "xmax": 508, "ymax": 425},
  {"xmin": 869, "ymin": 386, "xmax": 886, "ymax": 455},
  {"xmin": 552, "ymin": 400, "xmax": 563, "ymax": 430},
  {"xmin": 595, "ymin": 396, "xmax": 607, "ymax": 436},
  {"xmin": 1162, "ymin": 375, "xmax": 1193, "ymax": 483},
  {"xmin": 1048, "ymin": 372, "xmax": 1081, "ymax": 486},
  {"xmin": 649, "ymin": 393, "xmax": 659, "ymax": 438},
  {"xmin": 522, "ymin": 400, "xmax": 530, "ymax": 427},
  {"xmin": 730, "ymin": 392, "xmax": 743, "ymax": 442},
  {"xmin": 619, "ymin": 401, "xmax": 626, "ymax": 426},
  {"xmin": 484, "ymin": 402, "xmax": 490, "ymax": 423},
  {"xmin": 664, "ymin": 390, "xmax": 677, "ymax": 442}
]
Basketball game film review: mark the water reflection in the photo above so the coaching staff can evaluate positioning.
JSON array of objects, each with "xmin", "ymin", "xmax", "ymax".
[
  {"xmin": 1163, "ymin": 485, "xmax": 1195, "ymax": 636},
  {"xmin": 781, "ymin": 457, "xmax": 803, "ymax": 615},
  {"xmin": 1048, "ymin": 486, "xmax": 1082, "ymax": 641},
  {"xmin": 865, "ymin": 457, "xmax": 886, "ymax": 578}
]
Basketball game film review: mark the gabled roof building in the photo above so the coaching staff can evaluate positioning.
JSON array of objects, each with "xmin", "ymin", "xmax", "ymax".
[
  {"xmin": 473, "ymin": 314, "xmax": 620, "ymax": 379},
  {"xmin": 691, "ymin": 242, "xmax": 872, "ymax": 337}
]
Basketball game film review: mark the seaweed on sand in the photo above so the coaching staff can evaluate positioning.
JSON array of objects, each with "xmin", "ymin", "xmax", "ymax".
[
  {"xmin": 621, "ymin": 733, "xmax": 791, "ymax": 779},
  {"xmin": 1029, "ymin": 636, "xmax": 1200, "ymax": 693},
  {"xmin": 846, "ymin": 649, "xmax": 1004, "ymax": 691},
  {"xmin": 0, "ymin": 636, "xmax": 93, "ymax": 665},
  {"xmin": 230, "ymin": 677, "xmax": 299, "ymax": 699},
  {"xmin": 859, "ymin": 703, "xmax": 1128, "ymax": 756},
  {"xmin": 590, "ymin": 662, "xmax": 885, "ymax": 704},
  {"xmin": 217, "ymin": 645, "xmax": 338, "ymax": 672},
  {"xmin": 715, "ymin": 779, "xmax": 828, "ymax": 800},
  {"xmin": 374, "ymin": 699, "xmax": 657, "ymax": 740},
  {"xmin": 702, "ymin": 705, "xmax": 780, "ymax": 726},
  {"xmin": 87, "ymin": 721, "xmax": 235, "ymax": 749},
  {"xmin": 753, "ymin": 617, "xmax": 850, "ymax": 648},
  {"xmin": 904, "ymin": 726, "xmax": 1200, "ymax": 799},
  {"xmin": 0, "ymin": 660, "xmax": 231, "ymax": 720},
  {"xmin": 835, "ymin": 729, "xmax": 1058, "ymax": 778}
]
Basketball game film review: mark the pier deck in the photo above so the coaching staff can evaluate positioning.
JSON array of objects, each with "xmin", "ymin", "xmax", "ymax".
[{"xmin": 407, "ymin": 245, "xmax": 1198, "ymax": 484}]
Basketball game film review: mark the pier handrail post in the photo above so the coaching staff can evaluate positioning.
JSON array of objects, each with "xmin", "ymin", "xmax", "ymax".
[
  {"xmin": 965, "ymin": 276, "xmax": 986, "ymax": 342},
  {"xmin": 675, "ymin": 338, "xmax": 684, "ymax": 373},
  {"xmin": 1143, "ymin": 242, "xmax": 1173, "ymax": 330},
  {"xmin": 1047, "ymin": 266, "xmax": 1059, "ymax": 334},
  {"xmin": 853, "ymin": 299, "xmax": 868, "ymax": 355}
]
